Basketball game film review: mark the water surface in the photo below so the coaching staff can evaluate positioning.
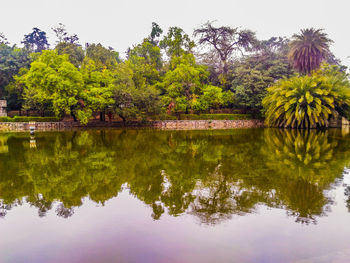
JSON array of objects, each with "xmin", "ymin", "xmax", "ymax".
[{"xmin": 1, "ymin": 128, "xmax": 350, "ymax": 262}]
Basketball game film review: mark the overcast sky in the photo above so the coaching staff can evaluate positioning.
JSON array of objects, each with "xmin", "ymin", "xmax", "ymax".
[{"xmin": 1, "ymin": 0, "xmax": 349, "ymax": 67}]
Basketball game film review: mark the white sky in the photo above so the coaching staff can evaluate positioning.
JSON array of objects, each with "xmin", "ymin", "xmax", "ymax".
[{"xmin": 1, "ymin": 0, "xmax": 349, "ymax": 67}]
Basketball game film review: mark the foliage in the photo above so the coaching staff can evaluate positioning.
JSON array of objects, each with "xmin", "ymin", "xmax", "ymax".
[
  {"xmin": 0, "ymin": 116, "xmax": 60, "ymax": 122},
  {"xmin": 112, "ymin": 62, "xmax": 161, "ymax": 121},
  {"xmin": 0, "ymin": 33, "xmax": 8, "ymax": 45},
  {"xmin": 194, "ymin": 22, "xmax": 257, "ymax": 76},
  {"xmin": 231, "ymin": 37, "xmax": 294, "ymax": 109},
  {"xmin": 22, "ymin": 27, "xmax": 50, "ymax": 53},
  {"xmin": 55, "ymin": 42, "xmax": 84, "ymax": 67},
  {"xmin": 192, "ymin": 85, "xmax": 234, "ymax": 112},
  {"xmin": 263, "ymin": 64, "xmax": 350, "ymax": 128},
  {"xmin": 160, "ymin": 27, "xmax": 195, "ymax": 58},
  {"xmin": 17, "ymin": 50, "xmax": 91, "ymax": 123},
  {"xmin": 80, "ymin": 59, "xmax": 115, "ymax": 114},
  {"xmin": 149, "ymin": 22, "xmax": 163, "ymax": 46},
  {"xmin": 127, "ymin": 40, "xmax": 162, "ymax": 87},
  {"xmin": 157, "ymin": 54, "xmax": 209, "ymax": 113},
  {"xmin": 288, "ymin": 28, "xmax": 332, "ymax": 75},
  {"xmin": 0, "ymin": 44, "xmax": 31, "ymax": 99},
  {"xmin": 85, "ymin": 43, "xmax": 120, "ymax": 70},
  {"xmin": 52, "ymin": 23, "xmax": 79, "ymax": 44}
]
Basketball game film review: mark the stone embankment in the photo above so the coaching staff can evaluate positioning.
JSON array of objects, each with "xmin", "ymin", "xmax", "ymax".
[
  {"xmin": 151, "ymin": 120, "xmax": 264, "ymax": 130},
  {"xmin": 0, "ymin": 120, "xmax": 264, "ymax": 131}
]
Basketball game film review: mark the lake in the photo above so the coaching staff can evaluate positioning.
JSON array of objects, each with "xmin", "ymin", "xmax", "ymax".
[{"xmin": 1, "ymin": 128, "xmax": 350, "ymax": 263}]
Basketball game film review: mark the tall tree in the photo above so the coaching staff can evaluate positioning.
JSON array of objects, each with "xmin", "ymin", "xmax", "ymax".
[
  {"xmin": 84, "ymin": 43, "xmax": 120, "ymax": 70},
  {"xmin": 288, "ymin": 28, "xmax": 333, "ymax": 75},
  {"xmin": 156, "ymin": 54, "xmax": 209, "ymax": 113},
  {"xmin": 0, "ymin": 44, "xmax": 31, "ymax": 101},
  {"xmin": 52, "ymin": 23, "xmax": 79, "ymax": 44},
  {"xmin": 55, "ymin": 42, "xmax": 84, "ymax": 67},
  {"xmin": 18, "ymin": 50, "xmax": 91, "ymax": 123},
  {"xmin": 52, "ymin": 23, "xmax": 83, "ymax": 67},
  {"xmin": 160, "ymin": 27, "xmax": 195, "ymax": 58},
  {"xmin": 194, "ymin": 22, "xmax": 257, "ymax": 77},
  {"xmin": 149, "ymin": 22, "xmax": 163, "ymax": 46},
  {"xmin": 0, "ymin": 33, "xmax": 8, "ymax": 45},
  {"xmin": 22, "ymin": 27, "xmax": 50, "ymax": 53},
  {"xmin": 231, "ymin": 37, "xmax": 294, "ymax": 109}
]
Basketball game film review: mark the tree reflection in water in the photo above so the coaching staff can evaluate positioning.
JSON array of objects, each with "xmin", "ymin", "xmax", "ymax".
[{"xmin": 0, "ymin": 128, "xmax": 349, "ymax": 224}]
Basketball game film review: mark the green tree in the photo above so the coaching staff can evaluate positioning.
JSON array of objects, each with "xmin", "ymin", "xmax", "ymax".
[
  {"xmin": 0, "ymin": 33, "xmax": 8, "ymax": 45},
  {"xmin": 0, "ymin": 44, "xmax": 31, "ymax": 103},
  {"xmin": 18, "ymin": 50, "xmax": 91, "ymax": 123},
  {"xmin": 80, "ymin": 59, "xmax": 115, "ymax": 119},
  {"xmin": 149, "ymin": 22, "xmax": 163, "ymax": 46},
  {"xmin": 112, "ymin": 62, "xmax": 161, "ymax": 122},
  {"xmin": 156, "ymin": 54, "xmax": 209, "ymax": 114},
  {"xmin": 22, "ymin": 27, "xmax": 50, "ymax": 53},
  {"xmin": 85, "ymin": 43, "xmax": 120, "ymax": 70},
  {"xmin": 194, "ymin": 22, "xmax": 257, "ymax": 85},
  {"xmin": 192, "ymin": 85, "xmax": 234, "ymax": 112},
  {"xmin": 55, "ymin": 42, "xmax": 84, "ymax": 67},
  {"xmin": 231, "ymin": 37, "xmax": 294, "ymax": 109},
  {"xmin": 288, "ymin": 28, "xmax": 333, "ymax": 75},
  {"xmin": 52, "ymin": 23, "xmax": 79, "ymax": 44},
  {"xmin": 127, "ymin": 40, "xmax": 162, "ymax": 88},
  {"xmin": 160, "ymin": 27, "xmax": 195, "ymax": 58},
  {"xmin": 263, "ymin": 64, "xmax": 350, "ymax": 128}
]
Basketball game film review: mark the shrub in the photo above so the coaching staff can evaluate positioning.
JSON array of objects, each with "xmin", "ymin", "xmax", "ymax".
[
  {"xmin": 263, "ymin": 65, "xmax": 350, "ymax": 128},
  {"xmin": 0, "ymin": 116, "xmax": 60, "ymax": 122}
]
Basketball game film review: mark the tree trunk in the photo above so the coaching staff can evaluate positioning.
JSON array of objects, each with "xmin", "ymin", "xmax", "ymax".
[
  {"xmin": 100, "ymin": 111, "xmax": 106, "ymax": 122},
  {"xmin": 71, "ymin": 112, "xmax": 77, "ymax": 122}
]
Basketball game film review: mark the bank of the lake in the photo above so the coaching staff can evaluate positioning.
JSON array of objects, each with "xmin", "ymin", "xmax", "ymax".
[{"xmin": 0, "ymin": 119, "xmax": 264, "ymax": 131}]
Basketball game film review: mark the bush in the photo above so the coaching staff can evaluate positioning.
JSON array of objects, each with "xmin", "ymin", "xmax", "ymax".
[
  {"xmin": 0, "ymin": 116, "xmax": 60, "ymax": 122},
  {"xmin": 263, "ymin": 65, "xmax": 350, "ymax": 128}
]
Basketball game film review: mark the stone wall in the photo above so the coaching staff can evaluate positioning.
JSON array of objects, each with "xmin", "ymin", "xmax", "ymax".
[
  {"xmin": 0, "ymin": 119, "xmax": 264, "ymax": 131},
  {"xmin": 151, "ymin": 120, "xmax": 264, "ymax": 130}
]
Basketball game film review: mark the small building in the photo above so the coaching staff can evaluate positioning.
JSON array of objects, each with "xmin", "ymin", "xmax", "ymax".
[{"xmin": 0, "ymin": 100, "xmax": 7, "ymax": 117}]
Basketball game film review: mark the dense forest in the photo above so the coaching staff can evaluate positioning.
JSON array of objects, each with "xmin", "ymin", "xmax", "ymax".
[{"xmin": 0, "ymin": 23, "xmax": 349, "ymax": 126}]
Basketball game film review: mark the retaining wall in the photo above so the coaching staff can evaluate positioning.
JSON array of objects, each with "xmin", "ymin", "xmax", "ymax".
[{"xmin": 0, "ymin": 119, "xmax": 264, "ymax": 131}]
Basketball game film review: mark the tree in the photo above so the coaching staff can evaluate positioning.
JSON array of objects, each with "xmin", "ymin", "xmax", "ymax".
[
  {"xmin": 112, "ymin": 62, "xmax": 161, "ymax": 122},
  {"xmin": 18, "ymin": 50, "xmax": 91, "ymax": 123},
  {"xmin": 80, "ymin": 59, "xmax": 115, "ymax": 120},
  {"xmin": 0, "ymin": 33, "xmax": 8, "ymax": 45},
  {"xmin": 52, "ymin": 23, "xmax": 83, "ymax": 67},
  {"xmin": 0, "ymin": 44, "xmax": 31, "ymax": 101},
  {"xmin": 149, "ymin": 22, "xmax": 163, "ymax": 46},
  {"xmin": 55, "ymin": 42, "xmax": 84, "ymax": 67},
  {"xmin": 156, "ymin": 54, "xmax": 209, "ymax": 114},
  {"xmin": 22, "ymin": 27, "xmax": 50, "ymax": 53},
  {"xmin": 263, "ymin": 64, "xmax": 350, "ymax": 128},
  {"xmin": 231, "ymin": 37, "xmax": 294, "ymax": 109},
  {"xmin": 194, "ymin": 22, "xmax": 257, "ymax": 78},
  {"xmin": 127, "ymin": 40, "xmax": 162, "ymax": 88},
  {"xmin": 192, "ymin": 85, "xmax": 234, "ymax": 112},
  {"xmin": 52, "ymin": 23, "xmax": 79, "ymax": 44},
  {"xmin": 288, "ymin": 28, "xmax": 333, "ymax": 75},
  {"xmin": 85, "ymin": 43, "xmax": 120, "ymax": 70},
  {"xmin": 160, "ymin": 27, "xmax": 195, "ymax": 58}
]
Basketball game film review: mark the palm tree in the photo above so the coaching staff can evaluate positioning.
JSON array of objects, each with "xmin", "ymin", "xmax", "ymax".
[
  {"xmin": 262, "ymin": 66, "xmax": 350, "ymax": 129},
  {"xmin": 288, "ymin": 28, "xmax": 332, "ymax": 75}
]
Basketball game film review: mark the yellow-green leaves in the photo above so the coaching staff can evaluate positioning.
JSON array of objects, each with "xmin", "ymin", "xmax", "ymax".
[{"xmin": 263, "ymin": 66, "xmax": 350, "ymax": 129}]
